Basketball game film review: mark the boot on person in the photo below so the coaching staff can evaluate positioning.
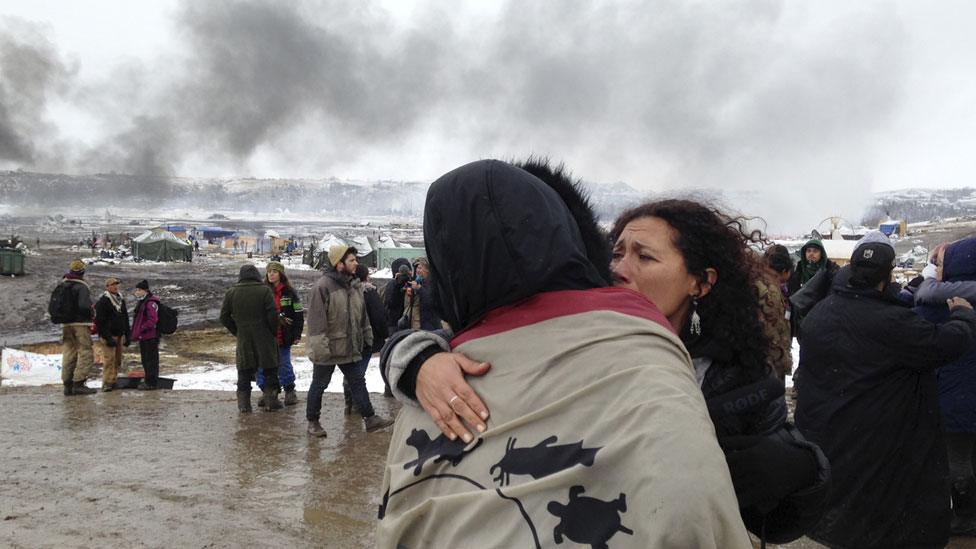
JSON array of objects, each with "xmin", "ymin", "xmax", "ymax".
[
  {"xmin": 63, "ymin": 381, "xmax": 73, "ymax": 396},
  {"xmin": 102, "ymin": 382, "xmax": 114, "ymax": 392},
  {"xmin": 307, "ymin": 420, "xmax": 327, "ymax": 438},
  {"xmin": 237, "ymin": 390, "xmax": 252, "ymax": 413},
  {"xmin": 71, "ymin": 380, "xmax": 96, "ymax": 395},
  {"xmin": 263, "ymin": 388, "xmax": 283, "ymax": 411},
  {"xmin": 283, "ymin": 389, "xmax": 298, "ymax": 406},
  {"xmin": 257, "ymin": 392, "xmax": 267, "ymax": 408},
  {"xmin": 364, "ymin": 414, "xmax": 394, "ymax": 432}
]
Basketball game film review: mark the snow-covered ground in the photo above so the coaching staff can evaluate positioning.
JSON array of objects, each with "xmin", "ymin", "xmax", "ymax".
[{"xmin": 169, "ymin": 355, "xmax": 386, "ymax": 393}]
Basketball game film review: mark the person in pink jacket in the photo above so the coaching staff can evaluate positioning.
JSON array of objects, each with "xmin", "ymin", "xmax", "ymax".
[{"xmin": 130, "ymin": 279, "xmax": 161, "ymax": 390}]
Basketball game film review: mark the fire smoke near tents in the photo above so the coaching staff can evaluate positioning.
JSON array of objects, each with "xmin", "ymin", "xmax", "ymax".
[{"xmin": 0, "ymin": 1, "xmax": 910, "ymax": 232}]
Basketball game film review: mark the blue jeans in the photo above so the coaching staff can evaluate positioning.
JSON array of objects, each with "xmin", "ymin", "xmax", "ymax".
[
  {"xmin": 257, "ymin": 346, "xmax": 296, "ymax": 391},
  {"xmin": 306, "ymin": 360, "xmax": 374, "ymax": 421}
]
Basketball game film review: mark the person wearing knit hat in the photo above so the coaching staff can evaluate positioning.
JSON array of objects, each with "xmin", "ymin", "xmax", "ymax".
[
  {"xmin": 305, "ymin": 244, "xmax": 392, "ymax": 436},
  {"xmin": 795, "ymin": 235, "xmax": 976, "ymax": 547},
  {"xmin": 327, "ymin": 245, "xmax": 358, "ymax": 268},
  {"xmin": 94, "ymin": 277, "xmax": 130, "ymax": 391},
  {"xmin": 255, "ymin": 261, "xmax": 305, "ymax": 408},
  {"xmin": 131, "ymin": 279, "xmax": 162, "ymax": 390},
  {"xmin": 52, "ymin": 260, "xmax": 96, "ymax": 395}
]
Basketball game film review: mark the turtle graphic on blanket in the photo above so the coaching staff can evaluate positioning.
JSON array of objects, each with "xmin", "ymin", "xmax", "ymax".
[
  {"xmin": 403, "ymin": 428, "xmax": 483, "ymax": 476},
  {"xmin": 548, "ymin": 485, "xmax": 633, "ymax": 548}
]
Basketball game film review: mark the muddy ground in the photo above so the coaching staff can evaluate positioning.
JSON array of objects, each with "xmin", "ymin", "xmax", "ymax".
[
  {"xmin": 0, "ymin": 246, "xmax": 325, "ymax": 348},
  {"xmin": 0, "ymin": 386, "xmax": 399, "ymax": 548},
  {"xmin": 5, "ymin": 220, "xmax": 976, "ymax": 547}
]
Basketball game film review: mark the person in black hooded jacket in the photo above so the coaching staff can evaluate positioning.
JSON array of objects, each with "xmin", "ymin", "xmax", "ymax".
[
  {"xmin": 381, "ymin": 161, "xmax": 828, "ymax": 545},
  {"xmin": 383, "ymin": 258, "xmax": 413, "ymax": 332},
  {"xmin": 378, "ymin": 158, "xmax": 750, "ymax": 548},
  {"xmin": 796, "ymin": 237, "xmax": 976, "ymax": 549}
]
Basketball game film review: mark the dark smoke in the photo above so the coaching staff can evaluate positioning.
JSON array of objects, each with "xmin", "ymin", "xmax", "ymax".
[
  {"xmin": 0, "ymin": 2, "xmax": 911, "ymax": 231},
  {"xmin": 0, "ymin": 17, "xmax": 75, "ymax": 163}
]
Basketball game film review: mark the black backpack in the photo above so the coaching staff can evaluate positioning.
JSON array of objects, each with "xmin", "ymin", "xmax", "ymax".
[
  {"xmin": 48, "ymin": 282, "xmax": 76, "ymax": 324},
  {"xmin": 156, "ymin": 302, "xmax": 179, "ymax": 335}
]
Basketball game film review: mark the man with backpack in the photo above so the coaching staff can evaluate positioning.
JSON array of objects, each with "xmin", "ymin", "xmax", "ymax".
[
  {"xmin": 131, "ymin": 280, "xmax": 162, "ymax": 390},
  {"xmin": 50, "ymin": 259, "xmax": 96, "ymax": 395}
]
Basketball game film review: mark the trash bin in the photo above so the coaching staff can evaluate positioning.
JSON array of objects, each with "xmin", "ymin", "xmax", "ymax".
[{"xmin": 0, "ymin": 248, "xmax": 25, "ymax": 276}]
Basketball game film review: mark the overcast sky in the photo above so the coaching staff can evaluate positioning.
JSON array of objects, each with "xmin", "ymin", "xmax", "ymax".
[{"xmin": 2, "ymin": 1, "xmax": 975, "ymax": 231}]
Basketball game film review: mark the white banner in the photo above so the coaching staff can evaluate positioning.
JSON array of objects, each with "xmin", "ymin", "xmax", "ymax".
[{"xmin": 1, "ymin": 348, "xmax": 62, "ymax": 386}]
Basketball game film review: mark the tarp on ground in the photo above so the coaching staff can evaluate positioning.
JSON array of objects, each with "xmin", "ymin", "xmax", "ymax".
[
  {"xmin": 1, "ymin": 348, "xmax": 62, "ymax": 386},
  {"xmin": 132, "ymin": 228, "xmax": 193, "ymax": 262}
]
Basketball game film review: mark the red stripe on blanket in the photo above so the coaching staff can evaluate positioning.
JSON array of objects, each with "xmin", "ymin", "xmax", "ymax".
[{"xmin": 451, "ymin": 287, "xmax": 674, "ymax": 348}]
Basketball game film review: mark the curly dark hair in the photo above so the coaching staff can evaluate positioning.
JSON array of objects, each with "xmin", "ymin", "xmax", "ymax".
[{"xmin": 611, "ymin": 199, "xmax": 772, "ymax": 383}]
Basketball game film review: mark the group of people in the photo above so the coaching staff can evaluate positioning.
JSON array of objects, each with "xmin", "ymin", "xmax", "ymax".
[
  {"xmin": 52, "ymin": 260, "xmax": 163, "ymax": 393},
  {"xmin": 371, "ymin": 158, "xmax": 976, "ymax": 549},
  {"xmin": 219, "ymin": 254, "xmax": 396, "ymax": 436},
  {"xmin": 49, "ymin": 157, "xmax": 976, "ymax": 547}
]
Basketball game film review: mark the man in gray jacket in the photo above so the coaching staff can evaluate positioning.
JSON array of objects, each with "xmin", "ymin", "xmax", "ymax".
[{"xmin": 305, "ymin": 245, "xmax": 393, "ymax": 437}]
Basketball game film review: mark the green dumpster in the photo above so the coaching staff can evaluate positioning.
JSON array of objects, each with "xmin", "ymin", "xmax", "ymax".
[{"xmin": 0, "ymin": 248, "xmax": 25, "ymax": 275}]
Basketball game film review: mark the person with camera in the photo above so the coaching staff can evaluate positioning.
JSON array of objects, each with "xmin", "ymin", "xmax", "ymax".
[
  {"xmin": 401, "ymin": 257, "xmax": 442, "ymax": 331},
  {"xmin": 384, "ymin": 258, "xmax": 413, "ymax": 333}
]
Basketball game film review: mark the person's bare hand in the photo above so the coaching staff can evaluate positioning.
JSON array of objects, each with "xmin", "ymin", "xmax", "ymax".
[
  {"xmin": 416, "ymin": 352, "xmax": 491, "ymax": 443},
  {"xmin": 948, "ymin": 297, "xmax": 973, "ymax": 311}
]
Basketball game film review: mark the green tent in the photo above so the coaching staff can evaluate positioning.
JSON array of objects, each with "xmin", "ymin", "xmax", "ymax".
[{"xmin": 132, "ymin": 229, "xmax": 193, "ymax": 262}]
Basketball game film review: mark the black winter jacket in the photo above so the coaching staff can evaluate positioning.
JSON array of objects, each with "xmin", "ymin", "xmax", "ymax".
[
  {"xmin": 364, "ymin": 283, "xmax": 389, "ymax": 353},
  {"xmin": 94, "ymin": 293, "xmax": 131, "ymax": 340},
  {"xmin": 56, "ymin": 278, "xmax": 93, "ymax": 324},
  {"xmin": 690, "ymin": 335, "xmax": 829, "ymax": 544},
  {"xmin": 796, "ymin": 274, "xmax": 976, "ymax": 549},
  {"xmin": 275, "ymin": 284, "xmax": 305, "ymax": 347}
]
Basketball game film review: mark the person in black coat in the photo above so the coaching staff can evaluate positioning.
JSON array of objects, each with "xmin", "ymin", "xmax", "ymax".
[
  {"xmin": 345, "ymin": 265, "xmax": 393, "ymax": 412},
  {"xmin": 384, "ymin": 258, "xmax": 413, "ymax": 333},
  {"xmin": 94, "ymin": 277, "xmax": 131, "ymax": 391},
  {"xmin": 796, "ymin": 238, "xmax": 976, "ymax": 549}
]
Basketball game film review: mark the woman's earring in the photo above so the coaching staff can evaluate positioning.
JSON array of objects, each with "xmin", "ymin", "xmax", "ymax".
[{"xmin": 690, "ymin": 297, "xmax": 702, "ymax": 336}]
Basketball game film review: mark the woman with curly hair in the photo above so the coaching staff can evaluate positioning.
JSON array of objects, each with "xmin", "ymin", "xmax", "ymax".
[{"xmin": 384, "ymin": 196, "xmax": 829, "ymax": 545}]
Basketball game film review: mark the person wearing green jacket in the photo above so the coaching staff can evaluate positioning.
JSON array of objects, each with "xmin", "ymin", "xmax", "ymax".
[
  {"xmin": 220, "ymin": 264, "xmax": 280, "ymax": 413},
  {"xmin": 787, "ymin": 239, "xmax": 837, "ymax": 296}
]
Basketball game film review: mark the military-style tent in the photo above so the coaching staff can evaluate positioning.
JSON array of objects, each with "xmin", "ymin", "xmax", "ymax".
[{"xmin": 132, "ymin": 228, "xmax": 193, "ymax": 262}]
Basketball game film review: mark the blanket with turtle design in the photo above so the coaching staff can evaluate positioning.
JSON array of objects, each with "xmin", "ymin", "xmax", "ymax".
[{"xmin": 377, "ymin": 293, "xmax": 750, "ymax": 548}]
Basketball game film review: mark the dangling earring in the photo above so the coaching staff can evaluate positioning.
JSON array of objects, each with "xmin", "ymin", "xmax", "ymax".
[{"xmin": 690, "ymin": 297, "xmax": 702, "ymax": 336}]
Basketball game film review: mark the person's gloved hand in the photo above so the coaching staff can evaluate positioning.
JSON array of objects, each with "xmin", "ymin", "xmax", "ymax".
[
  {"xmin": 104, "ymin": 338, "xmax": 117, "ymax": 347},
  {"xmin": 362, "ymin": 345, "xmax": 371, "ymax": 358},
  {"xmin": 720, "ymin": 434, "xmax": 818, "ymax": 511},
  {"xmin": 279, "ymin": 315, "xmax": 294, "ymax": 327}
]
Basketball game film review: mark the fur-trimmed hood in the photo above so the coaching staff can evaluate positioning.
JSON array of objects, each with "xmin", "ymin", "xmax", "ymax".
[{"xmin": 423, "ymin": 159, "xmax": 606, "ymax": 331}]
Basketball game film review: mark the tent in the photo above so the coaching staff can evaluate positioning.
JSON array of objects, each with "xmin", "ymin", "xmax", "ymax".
[{"xmin": 132, "ymin": 228, "xmax": 193, "ymax": 262}]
